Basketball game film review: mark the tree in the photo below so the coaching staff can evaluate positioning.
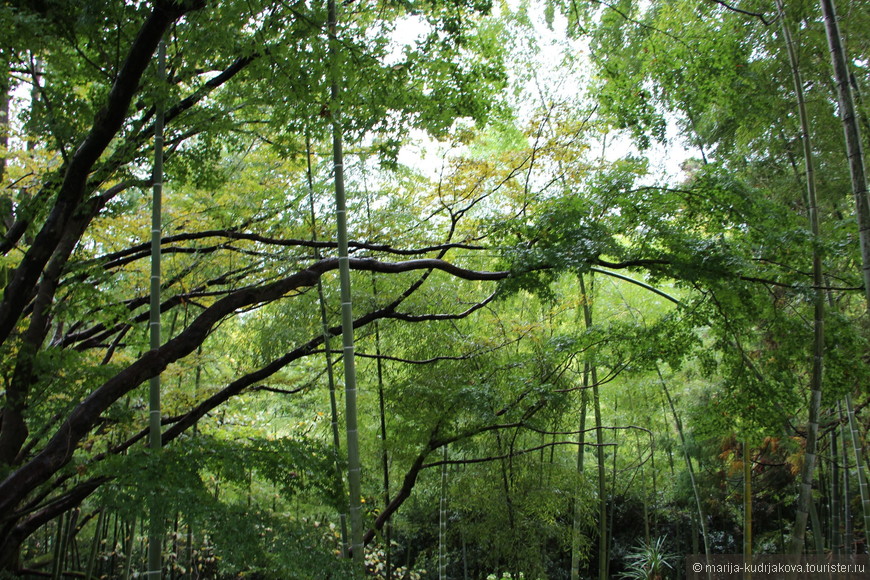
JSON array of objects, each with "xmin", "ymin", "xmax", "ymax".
[
  {"xmin": 0, "ymin": 0, "xmax": 508, "ymax": 572},
  {"xmin": 4, "ymin": 1, "xmax": 870, "ymax": 576}
]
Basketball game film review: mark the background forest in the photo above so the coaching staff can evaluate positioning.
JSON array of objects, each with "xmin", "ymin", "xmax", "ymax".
[{"xmin": 1, "ymin": 0, "xmax": 870, "ymax": 578}]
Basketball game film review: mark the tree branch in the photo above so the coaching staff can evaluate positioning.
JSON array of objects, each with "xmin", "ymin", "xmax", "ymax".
[
  {"xmin": 710, "ymin": 0, "xmax": 772, "ymax": 25},
  {"xmin": 0, "ymin": 255, "xmax": 509, "ymax": 515},
  {"xmin": 0, "ymin": 1, "xmax": 200, "ymax": 346}
]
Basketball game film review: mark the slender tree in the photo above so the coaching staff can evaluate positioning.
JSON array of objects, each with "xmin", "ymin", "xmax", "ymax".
[
  {"xmin": 0, "ymin": 62, "xmax": 9, "ymax": 235},
  {"xmin": 306, "ymin": 131, "xmax": 349, "ymax": 555},
  {"xmin": 743, "ymin": 440, "xmax": 752, "ymax": 571},
  {"xmin": 327, "ymin": 0, "xmax": 363, "ymax": 568},
  {"xmin": 365, "ymin": 191, "xmax": 393, "ymax": 579},
  {"xmin": 146, "ymin": 35, "xmax": 167, "ymax": 580},
  {"xmin": 570, "ymin": 366, "xmax": 588, "ymax": 580},
  {"xmin": 819, "ymin": 0, "xmax": 870, "ymax": 308},
  {"xmin": 439, "ymin": 444, "xmax": 448, "ymax": 580},
  {"xmin": 840, "ymin": 403, "xmax": 855, "ymax": 553},
  {"xmin": 579, "ymin": 274, "xmax": 607, "ymax": 580},
  {"xmin": 832, "ymin": 427, "xmax": 842, "ymax": 554},
  {"xmin": 845, "ymin": 394, "xmax": 870, "ymax": 550},
  {"xmin": 776, "ymin": 0, "xmax": 826, "ymax": 554}
]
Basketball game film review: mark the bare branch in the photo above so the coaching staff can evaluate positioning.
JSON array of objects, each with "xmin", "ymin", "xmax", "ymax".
[
  {"xmin": 710, "ymin": 0, "xmax": 772, "ymax": 25},
  {"xmin": 422, "ymin": 440, "xmax": 617, "ymax": 469}
]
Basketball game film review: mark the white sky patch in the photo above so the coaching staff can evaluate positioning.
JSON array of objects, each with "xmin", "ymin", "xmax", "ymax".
[
  {"xmin": 5, "ymin": 73, "xmax": 35, "ymax": 151},
  {"xmin": 383, "ymin": 14, "xmax": 430, "ymax": 66}
]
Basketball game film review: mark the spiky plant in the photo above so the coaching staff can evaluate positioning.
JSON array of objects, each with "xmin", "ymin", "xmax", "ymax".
[{"xmin": 620, "ymin": 536, "xmax": 675, "ymax": 580}]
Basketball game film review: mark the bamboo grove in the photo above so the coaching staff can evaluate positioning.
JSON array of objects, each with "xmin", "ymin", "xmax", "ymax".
[{"xmin": 1, "ymin": 0, "xmax": 870, "ymax": 578}]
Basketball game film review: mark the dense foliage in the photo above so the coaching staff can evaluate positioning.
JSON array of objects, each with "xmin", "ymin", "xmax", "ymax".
[{"xmin": 1, "ymin": 0, "xmax": 870, "ymax": 578}]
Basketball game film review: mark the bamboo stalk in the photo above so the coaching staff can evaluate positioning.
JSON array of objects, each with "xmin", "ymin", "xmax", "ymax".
[
  {"xmin": 578, "ymin": 274, "xmax": 607, "ymax": 580},
  {"xmin": 744, "ymin": 441, "xmax": 752, "ymax": 575},
  {"xmin": 327, "ymin": 0, "xmax": 363, "ymax": 568},
  {"xmin": 147, "ymin": 35, "xmax": 167, "ymax": 580},
  {"xmin": 832, "ymin": 428, "xmax": 842, "ymax": 554},
  {"xmin": 775, "ymin": 0, "xmax": 825, "ymax": 554},
  {"xmin": 122, "ymin": 518, "xmax": 136, "ymax": 580},
  {"xmin": 841, "ymin": 402, "xmax": 854, "ymax": 554},
  {"xmin": 845, "ymin": 394, "xmax": 870, "ymax": 551},
  {"xmin": 305, "ymin": 131, "xmax": 349, "ymax": 556},
  {"xmin": 85, "ymin": 510, "xmax": 105, "ymax": 580},
  {"xmin": 363, "ymin": 179, "xmax": 393, "ymax": 578},
  {"xmin": 819, "ymin": 0, "xmax": 870, "ymax": 308},
  {"xmin": 659, "ymin": 369, "xmax": 710, "ymax": 555},
  {"xmin": 570, "ymin": 364, "xmax": 588, "ymax": 580},
  {"xmin": 51, "ymin": 511, "xmax": 65, "ymax": 580},
  {"xmin": 439, "ymin": 445, "xmax": 448, "ymax": 580}
]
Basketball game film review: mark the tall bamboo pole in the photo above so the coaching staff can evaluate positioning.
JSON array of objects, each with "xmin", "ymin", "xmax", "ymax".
[
  {"xmin": 658, "ymin": 368, "xmax": 711, "ymax": 566},
  {"xmin": 578, "ymin": 275, "xmax": 607, "ymax": 580},
  {"xmin": 819, "ymin": 0, "xmax": 870, "ymax": 308},
  {"xmin": 832, "ymin": 427, "xmax": 842, "ymax": 554},
  {"xmin": 305, "ymin": 132, "xmax": 349, "ymax": 555},
  {"xmin": 775, "ymin": 0, "xmax": 826, "ymax": 554},
  {"xmin": 375, "ymin": 315, "xmax": 392, "ymax": 577},
  {"xmin": 570, "ymin": 366, "xmax": 588, "ymax": 580},
  {"xmin": 612, "ymin": 287, "xmax": 711, "ymax": 566},
  {"xmin": 743, "ymin": 441, "xmax": 752, "ymax": 575},
  {"xmin": 147, "ymin": 36, "xmax": 166, "ymax": 580},
  {"xmin": 327, "ymin": 0, "xmax": 363, "ymax": 567},
  {"xmin": 845, "ymin": 394, "xmax": 870, "ymax": 550},
  {"xmin": 0, "ymin": 62, "xmax": 10, "ymax": 235},
  {"xmin": 85, "ymin": 510, "xmax": 105, "ymax": 580},
  {"xmin": 840, "ymin": 403, "xmax": 854, "ymax": 553},
  {"xmin": 367, "ymin": 221, "xmax": 392, "ymax": 577},
  {"xmin": 439, "ymin": 445, "xmax": 448, "ymax": 580}
]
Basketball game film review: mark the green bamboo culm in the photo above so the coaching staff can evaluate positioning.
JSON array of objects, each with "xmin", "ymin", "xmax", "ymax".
[
  {"xmin": 147, "ymin": 36, "xmax": 167, "ymax": 580},
  {"xmin": 569, "ymin": 364, "xmax": 587, "ymax": 580},
  {"xmin": 327, "ymin": 0, "xmax": 364, "ymax": 569},
  {"xmin": 819, "ymin": 0, "xmax": 870, "ymax": 308},
  {"xmin": 845, "ymin": 394, "xmax": 870, "ymax": 549},
  {"xmin": 305, "ymin": 130, "xmax": 350, "ymax": 556},
  {"xmin": 819, "ymin": 0, "xmax": 870, "ymax": 546},
  {"xmin": 578, "ymin": 274, "xmax": 607, "ymax": 580},
  {"xmin": 659, "ymin": 369, "xmax": 711, "ymax": 564},
  {"xmin": 776, "ymin": 0, "xmax": 825, "ymax": 554},
  {"xmin": 364, "ymin": 178, "xmax": 393, "ymax": 579},
  {"xmin": 743, "ymin": 441, "xmax": 752, "ymax": 573}
]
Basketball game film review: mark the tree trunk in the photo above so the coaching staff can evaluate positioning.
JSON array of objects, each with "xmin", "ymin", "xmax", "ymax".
[
  {"xmin": 327, "ymin": 0, "xmax": 363, "ymax": 568},
  {"xmin": 305, "ymin": 131, "xmax": 349, "ymax": 556},
  {"xmin": 147, "ymin": 34, "xmax": 167, "ymax": 580},
  {"xmin": 832, "ymin": 427, "xmax": 842, "ymax": 554},
  {"xmin": 439, "ymin": 445, "xmax": 448, "ymax": 580},
  {"xmin": 0, "ymin": 60, "xmax": 10, "ymax": 233},
  {"xmin": 570, "ymin": 365, "xmax": 589, "ymax": 580},
  {"xmin": 85, "ymin": 510, "xmax": 105, "ymax": 580},
  {"xmin": 819, "ymin": 0, "xmax": 870, "ymax": 308},
  {"xmin": 845, "ymin": 394, "xmax": 870, "ymax": 551},
  {"xmin": 776, "ymin": 0, "xmax": 825, "ymax": 554},
  {"xmin": 743, "ymin": 441, "xmax": 752, "ymax": 572},
  {"xmin": 839, "ymin": 401, "xmax": 854, "ymax": 554},
  {"xmin": 579, "ymin": 274, "xmax": 607, "ymax": 580},
  {"xmin": 122, "ymin": 518, "xmax": 136, "ymax": 580},
  {"xmin": 658, "ymin": 368, "xmax": 710, "ymax": 561},
  {"xmin": 365, "ymin": 184, "xmax": 393, "ymax": 579},
  {"xmin": 641, "ymin": 431, "xmax": 650, "ymax": 545}
]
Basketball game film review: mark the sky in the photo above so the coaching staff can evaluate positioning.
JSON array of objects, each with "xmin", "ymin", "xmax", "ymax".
[{"xmin": 390, "ymin": 2, "xmax": 693, "ymax": 184}]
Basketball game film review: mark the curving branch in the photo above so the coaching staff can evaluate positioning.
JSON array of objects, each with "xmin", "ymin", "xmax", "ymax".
[
  {"xmin": 0, "ymin": 257, "xmax": 508, "ymax": 514},
  {"xmin": 94, "ymin": 230, "xmax": 485, "ymax": 270},
  {"xmin": 0, "ymin": 1, "xmax": 203, "ymax": 345},
  {"xmin": 421, "ymin": 440, "xmax": 617, "ymax": 469},
  {"xmin": 710, "ymin": 0, "xmax": 772, "ymax": 25}
]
